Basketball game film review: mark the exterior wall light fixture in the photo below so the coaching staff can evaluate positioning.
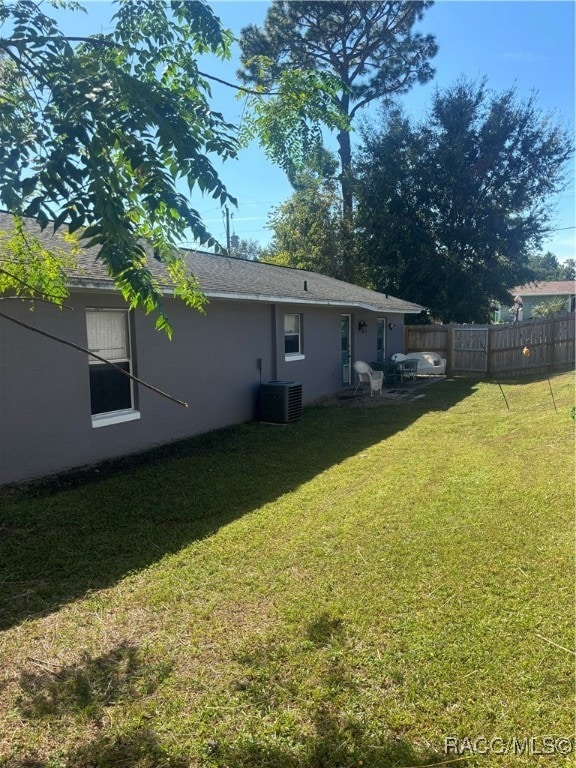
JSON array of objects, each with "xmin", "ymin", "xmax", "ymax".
[
  {"xmin": 388, "ymin": 322, "xmax": 396, "ymax": 330},
  {"xmin": 358, "ymin": 321, "xmax": 368, "ymax": 333}
]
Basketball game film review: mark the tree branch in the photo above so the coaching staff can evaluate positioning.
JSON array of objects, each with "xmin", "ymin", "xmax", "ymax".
[
  {"xmin": 0, "ymin": 265, "xmax": 69, "ymax": 304},
  {"xmin": 0, "ymin": 310, "xmax": 189, "ymax": 409},
  {"xmin": 198, "ymin": 70, "xmax": 277, "ymax": 96},
  {"xmin": 0, "ymin": 36, "xmax": 275, "ymax": 97}
]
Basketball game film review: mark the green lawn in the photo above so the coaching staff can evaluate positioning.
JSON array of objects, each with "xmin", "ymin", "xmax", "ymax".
[{"xmin": 0, "ymin": 373, "xmax": 574, "ymax": 768}]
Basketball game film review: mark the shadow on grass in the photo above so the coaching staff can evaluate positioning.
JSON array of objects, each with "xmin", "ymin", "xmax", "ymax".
[
  {"xmin": 5, "ymin": 727, "xmax": 189, "ymax": 768},
  {"xmin": 0, "ymin": 378, "xmax": 478, "ymax": 631},
  {"xmin": 7, "ymin": 613, "xmax": 475, "ymax": 768},
  {"xmin": 16, "ymin": 641, "xmax": 171, "ymax": 721},
  {"xmin": 212, "ymin": 610, "xmax": 474, "ymax": 768},
  {"xmin": 209, "ymin": 731, "xmax": 467, "ymax": 768},
  {"xmin": 4, "ymin": 725, "xmax": 473, "ymax": 768}
]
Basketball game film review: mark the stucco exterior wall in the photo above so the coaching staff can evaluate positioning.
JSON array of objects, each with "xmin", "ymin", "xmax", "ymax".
[
  {"xmin": 274, "ymin": 304, "xmax": 343, "ymax": 400},
  {"xmin": 0, "ymin": 292, "xmax": 407, "ymax": 484},
  {"xmin": 353, "ymin": 310, "xmax": 405, "ymax": 365},
  {"xmin": 0, "ymin": 293, "xmax": 272, "ymax": 484}
]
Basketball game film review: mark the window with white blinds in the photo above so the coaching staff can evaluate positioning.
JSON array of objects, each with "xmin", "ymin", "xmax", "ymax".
[
  {"xmin": 86, "ymin": 310, "xmax": 129, "ymax": 361},
  {"xmin": 284, "ymin": 313, "xmax": 302, "ymax": 356},
  {"xmin": 86, "ymin": 309, "xmax": 138, "ymax": 426}
]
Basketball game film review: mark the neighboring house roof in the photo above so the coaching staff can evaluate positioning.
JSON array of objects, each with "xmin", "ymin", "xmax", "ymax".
[
  {"xmin": 511, "ymin": 280, "xmax": 575, "ymax": 297},
  {"xmin": 0, "ymin": 211, "xmax": 424, "ymax": 314}
]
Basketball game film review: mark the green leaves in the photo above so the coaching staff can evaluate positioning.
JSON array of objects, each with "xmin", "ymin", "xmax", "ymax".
[
  {"xmin": 0, "ymin": 0, "xmax": 239, "ymax": 333},
  {"xmin": 263, "ymin": 177, "xmax": 350, "ymax": 280},
  {"xmin": 355, "ymin": 80, "xmax": 572, "ymax": 322},
  {"xmin": 238, "ymin": 1, "xmax": 438, "ymax": 216},
  {"xmin": 0, "ymin": 216, "xmax": 75, "ymax": 305},
  {"xmin": 528, "ymin": 252, "xmax": 575, "ymax": 282},
  {"xmin": 532, "ymin": 298, "xmax": 570, "ymax": 318},
  {"xmin": 239, "ymin": 65, "xmax": 347, "ymax": 183}
]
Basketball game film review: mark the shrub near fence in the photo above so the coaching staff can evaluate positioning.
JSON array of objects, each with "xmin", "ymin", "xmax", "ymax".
[{"xmin": 405, "ymin": 313, "xmax": 575, "ymax": 377}]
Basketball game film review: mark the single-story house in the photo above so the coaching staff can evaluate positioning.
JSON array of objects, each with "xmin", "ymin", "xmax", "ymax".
[
  {"xmin": 494, "ymin": 280, "xmax": 576, "ymax": 322},
  {"xmin": 0, "ymin": 212, "xmax": 424, "ymax": 485}
]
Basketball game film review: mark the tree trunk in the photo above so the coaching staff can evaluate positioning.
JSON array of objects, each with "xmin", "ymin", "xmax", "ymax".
[
  {"xmin": 337, "ymin": 126, "xmax": 356, "ymax": 283},
  {"xmin": 337, "ymin": 127, "xmax": 353, "ymax": 220}
]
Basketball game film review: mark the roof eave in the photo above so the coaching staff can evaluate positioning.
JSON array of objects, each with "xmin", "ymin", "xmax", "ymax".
[
  {"xmin": 204, "ymin": 289, "xmax": 424, "ymax": 313},
  {"xmin": 68, "ymin": 280, "xmax": 425, "ymax": 314}
]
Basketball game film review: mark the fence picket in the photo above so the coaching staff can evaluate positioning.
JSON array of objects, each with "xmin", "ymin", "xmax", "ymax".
[{"xmin": 405, "ymin": 313, "xmax": 575, "ymax": 377}]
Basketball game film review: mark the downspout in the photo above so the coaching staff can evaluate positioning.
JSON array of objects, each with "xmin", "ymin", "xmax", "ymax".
[{"xmin": 271, "ymin": 304, "xmax": 278, "ymax": 380}]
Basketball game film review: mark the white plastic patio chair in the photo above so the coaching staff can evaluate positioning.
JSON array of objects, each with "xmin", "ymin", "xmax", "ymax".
[{"xmin": 353, "ymin": 361, "xmax": 384, "ymax": 396}]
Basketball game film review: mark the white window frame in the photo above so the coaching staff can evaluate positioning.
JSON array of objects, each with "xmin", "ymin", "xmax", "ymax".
[
  {"xmin": 86, "ymin": 309, "xmax": 140, "ymax": 428},
  {"xmin": 284, "ymin": 313, "xmax": 305, "ymax": 361}
]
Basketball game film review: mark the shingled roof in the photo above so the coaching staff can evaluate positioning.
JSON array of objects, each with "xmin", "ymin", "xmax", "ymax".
[
  {"xmin": 0, "ymin": 211, "xmax": 424, "ymax": 314},
  {"xmin": 511, "ymin": 280, "xmax": 575, "ymax": 297}
]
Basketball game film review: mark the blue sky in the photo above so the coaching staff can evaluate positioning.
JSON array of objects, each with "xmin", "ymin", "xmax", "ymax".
[{"xmin": 51, "ymin": 1, "xmax": 575, "ymax": 261}]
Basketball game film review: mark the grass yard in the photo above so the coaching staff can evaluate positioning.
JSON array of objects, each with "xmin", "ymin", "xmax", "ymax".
[{"xmin": 0, "ymin": 372, "xmax": 574, "ymax": 768}]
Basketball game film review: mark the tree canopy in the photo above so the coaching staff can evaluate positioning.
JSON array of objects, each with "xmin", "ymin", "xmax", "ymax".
[
  {"xmin": 0, "ymin": 0, "xmax": 239, "ymax": 333},
  {"xmin": 355, "ymin": 80, "xmax": 572, "ymax": 322},
  {"xmin": 229, "ymin": 236, "xmax": 263, "ymax": 261},
  {"xmin": 527, "ymin": 252, "xmax": 575, "ymax": 282},
  {"xmin": 238, "ymin": 1, "xmax": 437, "ymax": 231},
  {"xmin": 261, "ymin": 176, "xmax": 350, "ymax": 279}
]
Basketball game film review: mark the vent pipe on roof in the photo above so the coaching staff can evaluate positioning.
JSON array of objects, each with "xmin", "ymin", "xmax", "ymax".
[{"xmin": 304, "ymin": 280, "xmax": 308, "ymax": 291}]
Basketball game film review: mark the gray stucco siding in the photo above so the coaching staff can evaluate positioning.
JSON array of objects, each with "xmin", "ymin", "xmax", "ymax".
[
  {"xmin": 352, "ymin": 312, "xmax": 405, "ymax": 364},
  {"xmin": 274, "ymin": 304, "xmax": 344, "ymax": 402},
  {"xmin": 274, "ymin": 305, "xmax": 406, "ymax": 399},
  {"xmin": 0, "ymin": 299, "xmax": 92, "ymax": 483},
  {"xmin": 0, "ymin": 213, "xmax": 425, "ymax": 484},
  {"xmin": 133, "ymin": 297, "xmax": 273, "ymax": 437},
  {"xmin": 0, "ymin": 293, "xmax": 409, "ymax": 485},
  {"xmin": 0, "ymin": 295, "xmax": 272, "ymax": 484}
]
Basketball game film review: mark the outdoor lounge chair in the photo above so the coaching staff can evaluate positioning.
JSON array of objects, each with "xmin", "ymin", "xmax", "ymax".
[
  {"xmin": 392, "ymin": 352, "xmax": 446, "ymax": 376},
  {"xmin": 353, "ymin": 361, "xmax": 384, "ymax": 396}
]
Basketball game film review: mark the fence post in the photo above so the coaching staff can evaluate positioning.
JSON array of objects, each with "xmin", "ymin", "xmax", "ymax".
[
  {"xmin": 486, "ymin": 324, "xmax": 493, "ymax": 376},
  {"xmin": 403, "ymin": 314, "xmax": 573, "ymax": 377},
  {"xmin": 445, "ymin": 324, "xmax": 455, "ymax": 374}
]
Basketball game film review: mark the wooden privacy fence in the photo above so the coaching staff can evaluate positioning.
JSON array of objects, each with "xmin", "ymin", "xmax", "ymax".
[{"xmin": 405, "ymin": 313, "xmax": 575, "ymax": 377}]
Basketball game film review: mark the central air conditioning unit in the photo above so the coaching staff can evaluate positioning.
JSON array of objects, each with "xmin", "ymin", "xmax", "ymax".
[{"xmin": 259, "ymin": 381, "xmax": 303, "ymax": 423}]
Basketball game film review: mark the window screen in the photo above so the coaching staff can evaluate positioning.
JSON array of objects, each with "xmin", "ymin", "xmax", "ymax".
[
  {"xmin": 284, "ymin": 313, "xmax": 301, "ymax": 355},
  {"xmin": 86, "ymin": 310, "xmax": 133, "ymax": 416},
  {"xmin": 86, "ymin": 310, "xmax": 128, "ymax": 361}
]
